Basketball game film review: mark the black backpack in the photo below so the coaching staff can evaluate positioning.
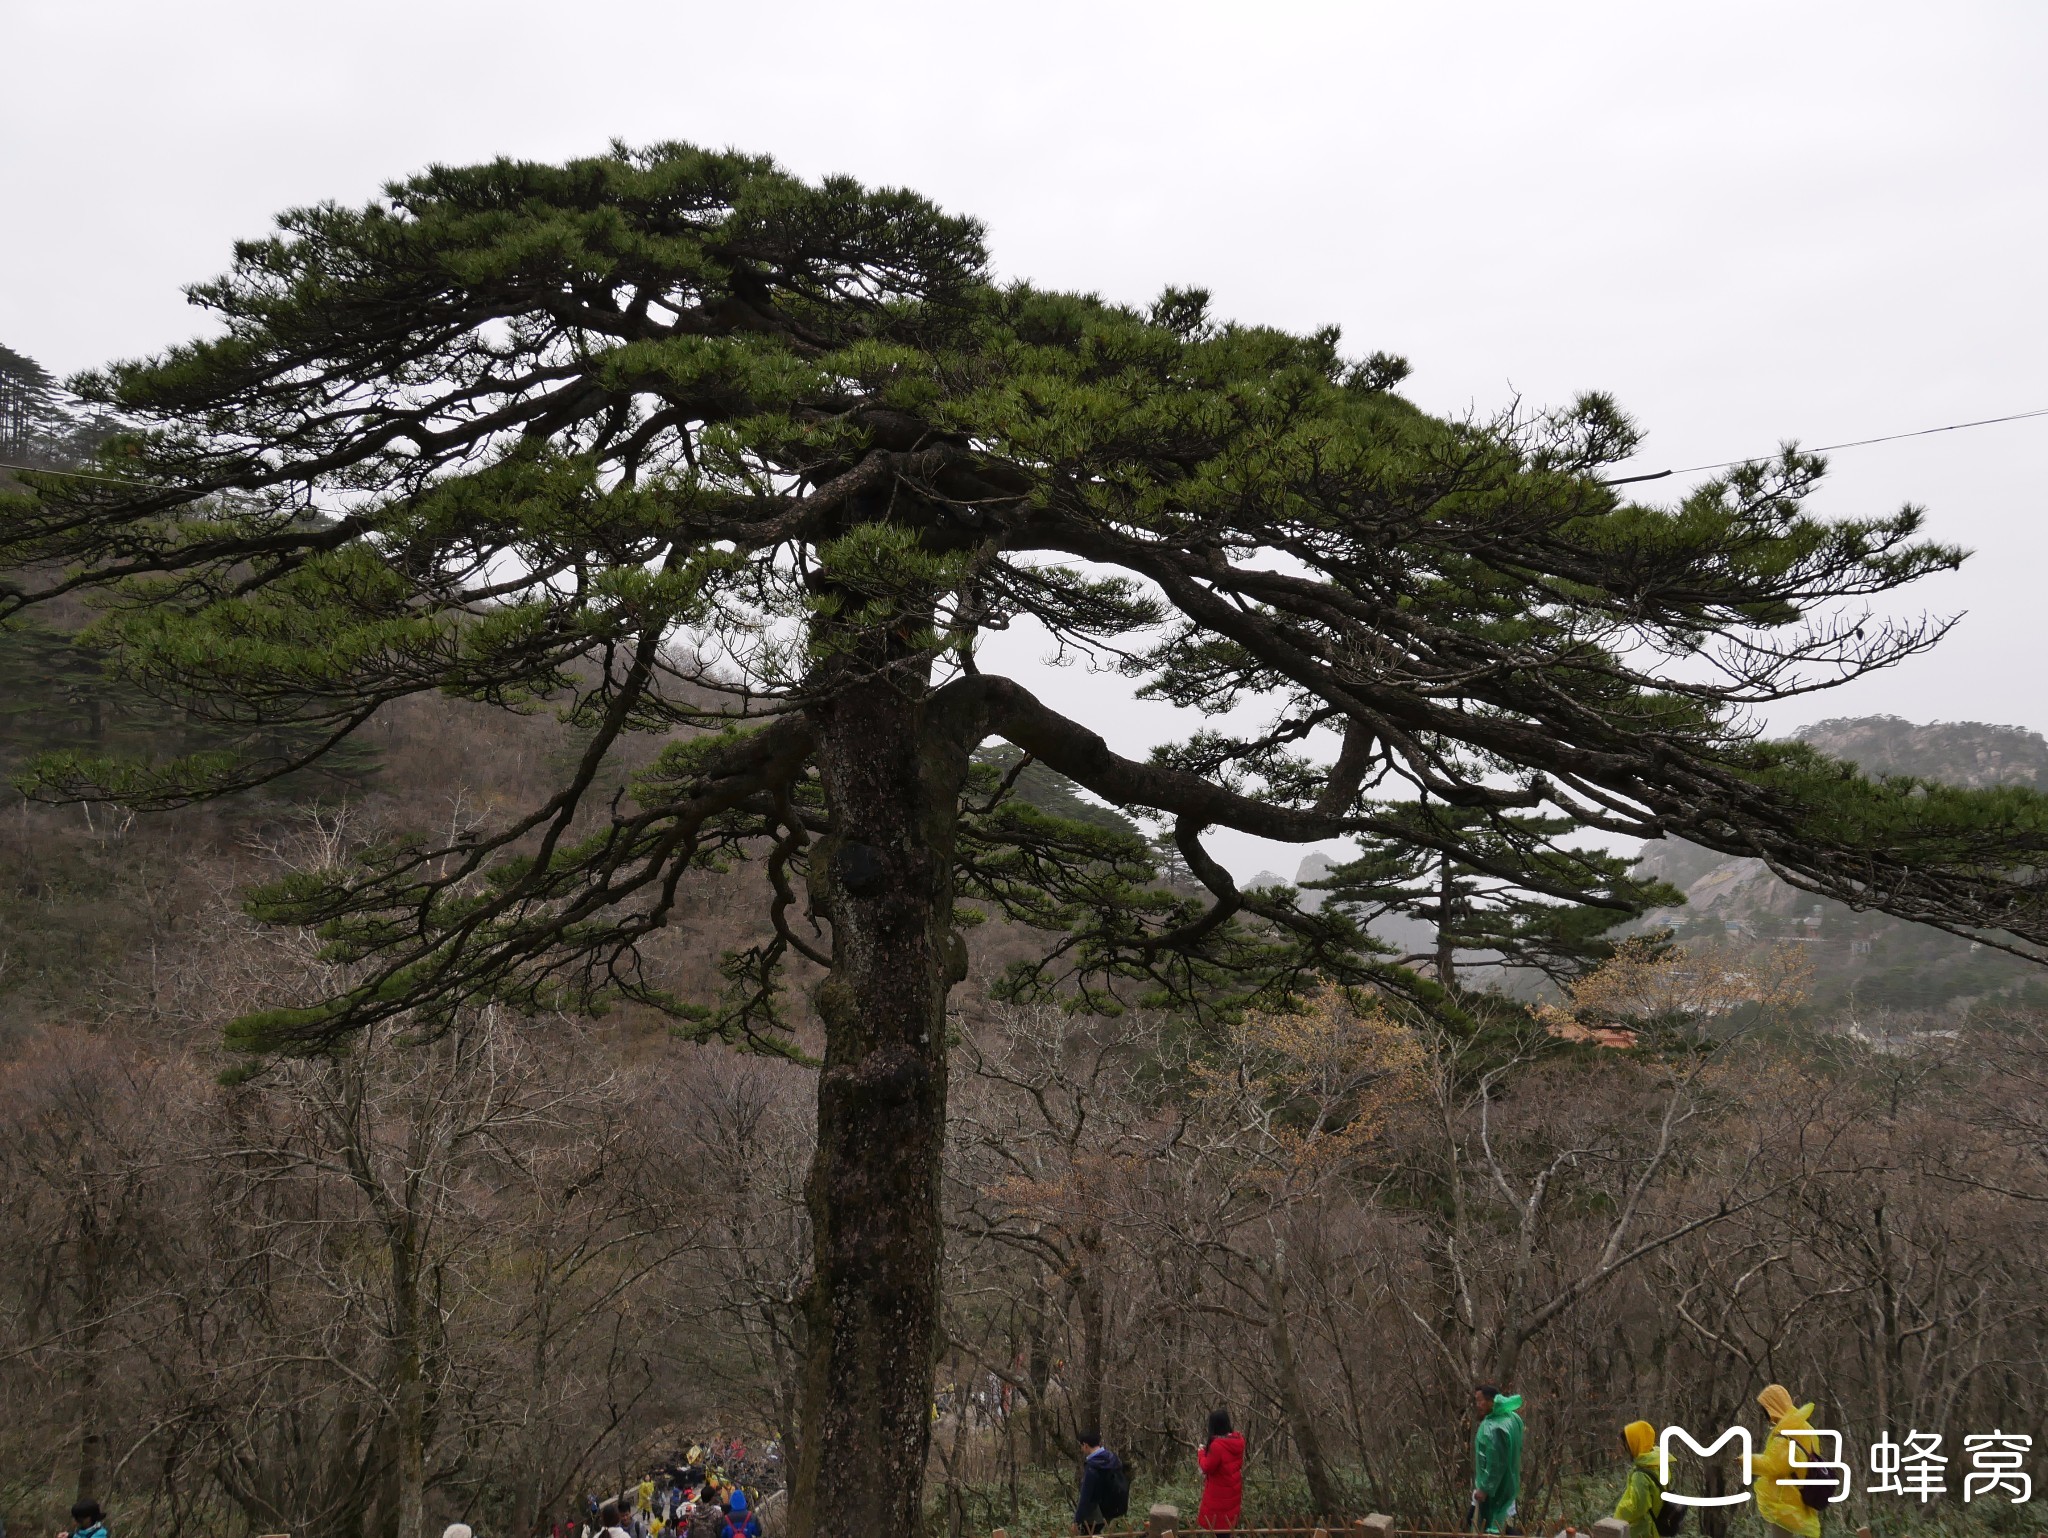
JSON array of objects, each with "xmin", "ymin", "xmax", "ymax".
[
  {"xmin": 1653, "ymin": 1493, "xmax": 1687, "ymax": 1537},
  {"xmin": 1099, "ymin": 1458, "xmax": 1131, "ymax": 1521},
  {"xmin": 1797, "ymin": 1471, "xmax": 1841, "ymax": 1512},
  {"xmin": 1790, "ymin": 1432, "xmax": 1841, "ymax": 1511}
]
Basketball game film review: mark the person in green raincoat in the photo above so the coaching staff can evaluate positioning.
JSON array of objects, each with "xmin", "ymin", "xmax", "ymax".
[
  {"xmin": 1754, "ymin": 1384, "xmax": 1830, "ymax": 1538},
  {"xmin": 1469, "ymin": 1384, "xmax": 1525, "ymax": 1534},
  {"xmin": 1614, "ymin": 1421, "xmax": 1665, "ymax": 1538}
]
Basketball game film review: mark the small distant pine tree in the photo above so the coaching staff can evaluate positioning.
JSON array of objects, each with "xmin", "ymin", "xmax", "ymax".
[
  {"xmin": 1313, "ymin": 797, "xmax": 1684, "ymax": 992},
  {"xmin": 0, "ymin": 343, "xmax": 61, "ymax": 459},
  {"xmin": 0, "ymin": 342, "xmax": 99, "ymax": 466}
]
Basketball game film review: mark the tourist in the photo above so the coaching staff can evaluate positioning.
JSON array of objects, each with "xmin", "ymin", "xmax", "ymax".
[
  {"xmin": 1613, "ymin": 1422, "xmax": 1667, "ymax": 1538},
  {"xmin": 1470, "ymin": 1384, "xmax": 1525, "ymax": 1535},
  {"xmin": 1196, "ymin": 1409, "xmax": 1244, "ymax": 1533},
  {"xmin": 723, "ymin": 1490, "xmax": 762, "ymax": 1538},
  {"xmin": 1754, "ymin": 1385, "xmax": 1834, "ymax": 1538},
  {"xmin": 1072, "ymin": 1429, "xmax": 1128, "ymax": 1536},
  {"xmin": 689, "ymin": 1489, "xmax": 727, "ymax": 1538},
  {"xmin": 67, "ymin": 1503, "xmax": 108, "ymax": 1538}
]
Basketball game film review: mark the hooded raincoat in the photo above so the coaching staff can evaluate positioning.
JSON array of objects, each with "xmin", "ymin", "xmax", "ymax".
[
  {"xmin": 1615, "ymin": 1423, "xmax": 1665, "ymax": 1538},
  {"xmin": 1197, "ymin": 1430, "xmax": 1245, "ymax": 1531},
  {"xmin": 1075, "ymin": 1446, "xmax": 1125, "ymax": 1531},
  {"xmin": 1754, "ymin": 1389, "xmax": 1824, "ymax": 1538},
  {"xmin": 1473, "ymin": 1393, "xmax": 1526, "ymax": 1534}
]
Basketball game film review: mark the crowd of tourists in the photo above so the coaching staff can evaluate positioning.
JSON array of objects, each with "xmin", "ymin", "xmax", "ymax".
[
  {"xmin": 1079, "ymin": 1380, "xmax": 1834, "ymax": 1538},
  {"xmin": 40, "ymin": 1382, "xmax": 1838, "ymax": 1538},
  {"xmin": 552, "ymin": 1439, "xmax": 782, "ymax": 1538}
]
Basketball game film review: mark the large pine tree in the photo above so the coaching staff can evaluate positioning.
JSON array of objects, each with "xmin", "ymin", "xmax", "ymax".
[{"xmin": 7, "ymin": 144, "xmax": 2048, "ymax": 1537}]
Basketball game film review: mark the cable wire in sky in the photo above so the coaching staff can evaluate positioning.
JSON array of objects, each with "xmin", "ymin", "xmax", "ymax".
[{"xmin": 1599, "ymin": 405, "xmax": 2048, "ymax": 486}]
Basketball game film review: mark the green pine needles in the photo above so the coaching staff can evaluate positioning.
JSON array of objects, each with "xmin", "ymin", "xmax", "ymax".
[{"xmin": 1, "ymin": 140, "xmax": 2044, "ymax": 1052}]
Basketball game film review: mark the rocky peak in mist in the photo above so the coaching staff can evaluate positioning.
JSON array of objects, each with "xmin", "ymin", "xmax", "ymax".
[
  {"xmin": 1638, "ymin": 715, "xmax": 2048, "ymax": 1013},
  {"xmin": 1794, "ymin": 715, "xmax": 2046, "ymax": 787},
  {"xmin": 1248, "ymin": 850, "xmax": 1339, "ymax": 910},
  {"xmin": 1639, "ymin": 716, "xmax": 2048, "ymax": 898}
]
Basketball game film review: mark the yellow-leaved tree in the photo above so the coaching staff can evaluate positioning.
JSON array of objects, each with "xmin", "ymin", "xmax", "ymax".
[{"xmin": 1539, "ymin": 937, "xmax": 1813, "ymax": 1045}]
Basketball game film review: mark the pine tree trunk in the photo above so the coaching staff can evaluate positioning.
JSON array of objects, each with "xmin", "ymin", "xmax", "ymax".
[{"xmin": 792, "ymin": 656, "xmax": 968, "ymax": 1538}]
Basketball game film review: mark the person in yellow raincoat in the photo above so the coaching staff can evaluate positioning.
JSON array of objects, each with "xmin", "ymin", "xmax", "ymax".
[
  {"xmin": 1614, "ymin": 1421, "xmax": 1666, "ymax": 1538},
  {"xmin": 1754, "ymin": 1384, "xmax": 1832, "ymax": 1538}
]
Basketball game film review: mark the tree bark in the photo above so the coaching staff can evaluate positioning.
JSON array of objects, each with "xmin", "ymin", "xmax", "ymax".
[
  {"xmin": 1074, "ymin": 1242, "xmax": 1107, "ymax": 1440},
  {"xmin": 1263, "ymin": 1242, "xmax": 1342, "ymax": 1518},
  {"xmin": 1027, "ymin": 1271, "xmax": 1054, "ymax": 1467},
  {"xmin": 1435, "ymin": 857, "xmax": 1458, "ymax": 993},
  {"xmin": 74, "ymin": 1400, "xmax": 103, "ymax": 1511},
  {"xmin": 392, "ymin": 1238, "xmax": 427, "ymax": 1538},
  {"xmin": 792, "ymin": 645, "xmax": 969, "ymax": 1538},
  {"xmin": 1488, "ymin": 1332, "xmax": 1526, "ymax": 1388},
  {"xmin": 72, "ymin": 1223, "xmax": 107, "ymax": 1510}
]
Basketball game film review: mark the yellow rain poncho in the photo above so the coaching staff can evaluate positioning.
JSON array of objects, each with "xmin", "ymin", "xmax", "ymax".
[
  {"xmin": 1615, "ymin": 1422, "xmax": 1665, "ymax": 1538},
  {"xmin": 1754, "ymin": 1386, "xmax": 1823, "ymax": 1538}
]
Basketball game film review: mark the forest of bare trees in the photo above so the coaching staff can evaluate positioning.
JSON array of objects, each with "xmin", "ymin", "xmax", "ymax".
[
  {"xmin": 4, "ymin": 695, "xmax": 2046, "ymax": 1537},
  {"xmin": 6, "ymin": 142, "xmax": 2048, "ymax": 1538}
]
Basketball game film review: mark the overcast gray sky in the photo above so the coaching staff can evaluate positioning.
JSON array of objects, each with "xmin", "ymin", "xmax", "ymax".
[{"xmin": 5, "ymin": 1, "xmax": 2045, "ymax": 876}]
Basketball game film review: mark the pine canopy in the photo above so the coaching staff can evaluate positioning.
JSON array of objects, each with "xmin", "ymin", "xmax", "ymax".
[{"xmin": 4, "ymin": 141, "xmax": 2047, "ymax": 1049}]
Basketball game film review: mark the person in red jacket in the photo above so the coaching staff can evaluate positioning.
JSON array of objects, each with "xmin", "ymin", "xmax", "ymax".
[{"xmin": 1197, "ymin": 1409, "xmax": 1245, "ymax": 1532}]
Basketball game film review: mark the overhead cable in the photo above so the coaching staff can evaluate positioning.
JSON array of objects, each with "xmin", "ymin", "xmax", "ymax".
[{"xmin": 1599, "ymin": 405, "xmax": 2048, "ymax": 486}]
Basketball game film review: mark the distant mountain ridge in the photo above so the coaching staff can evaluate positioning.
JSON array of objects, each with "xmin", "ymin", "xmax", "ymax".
[
  {"xmin": 1638, "ymin": 715, "xmax": 2048, "ymax": 1013},
  {"xmin": 1791, "ymin": 714, "xmax": 2045, "ymax": 786}
]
